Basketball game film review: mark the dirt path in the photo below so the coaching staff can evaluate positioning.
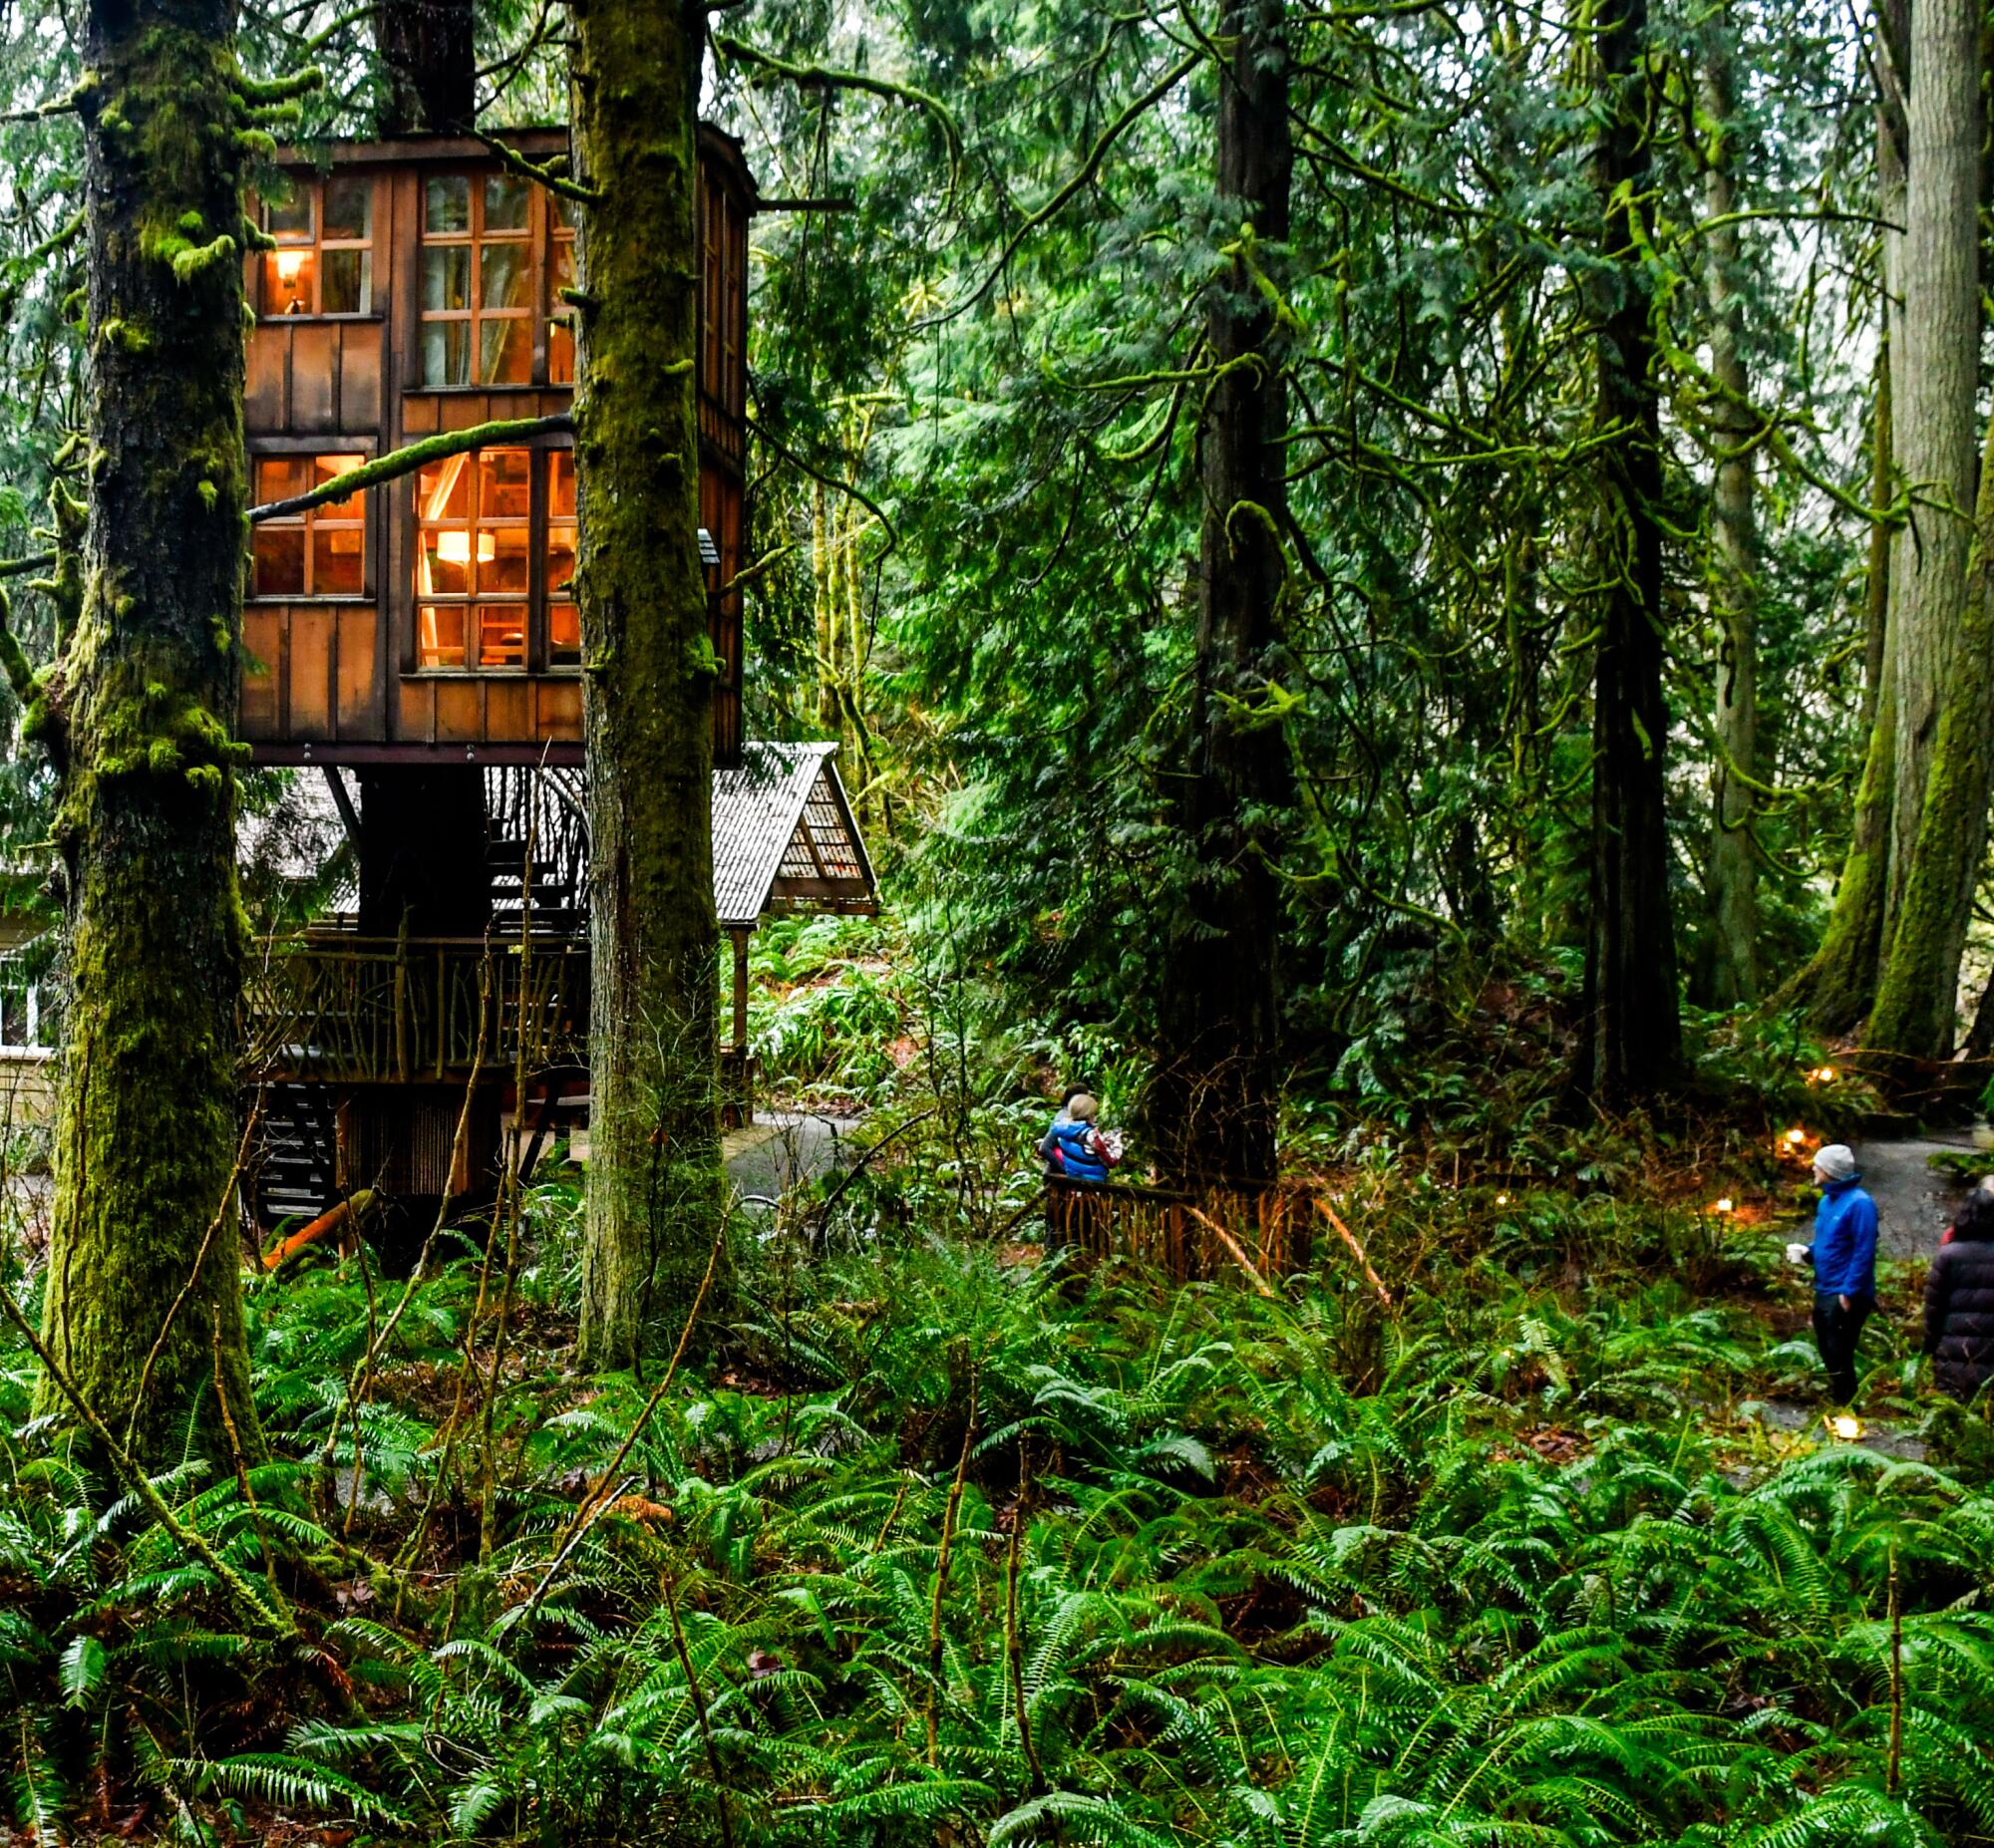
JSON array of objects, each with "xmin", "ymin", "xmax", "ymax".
[{"xmin": 1850, "ymin": 1130, "xmax": 1982, "ymax": 1258}]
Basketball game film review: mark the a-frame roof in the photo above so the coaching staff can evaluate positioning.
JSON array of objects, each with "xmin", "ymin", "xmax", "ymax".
[{"xmin": 713, "ymin": 742, "xmax": 875, "ymax": 929}]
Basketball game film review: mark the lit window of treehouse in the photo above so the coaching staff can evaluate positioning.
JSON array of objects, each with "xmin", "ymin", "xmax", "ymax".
[
  {"xmin": 421, "ymin": 173, "xmax": 568, "ymax": 388},
  {"xmin": 416, "ymin": 449, "xmax": 575, "ymax": 670},
  {"xmin": 260, "ymin": 176, "xmax": 374, "ymax": 317},
  {"xmin": 250, "ymin": 457, "xmax": 368, "ymax": 597}
]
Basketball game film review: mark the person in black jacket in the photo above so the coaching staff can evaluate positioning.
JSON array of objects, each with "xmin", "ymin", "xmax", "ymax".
[{"xmin": 1924, "ymin": 1181, "xmax": 1994, "ymax": 1402}]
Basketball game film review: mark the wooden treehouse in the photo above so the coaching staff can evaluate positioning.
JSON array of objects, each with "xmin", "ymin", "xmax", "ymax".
[{"xmin": 236, "ymin": 127, "xmax": 875, "ymax": 1231}]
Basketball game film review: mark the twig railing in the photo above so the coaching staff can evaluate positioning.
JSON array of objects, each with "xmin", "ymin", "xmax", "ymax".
[{"xmin": 1044, "ymin": 1177, "xmax": 1315, "ymax": 1283}]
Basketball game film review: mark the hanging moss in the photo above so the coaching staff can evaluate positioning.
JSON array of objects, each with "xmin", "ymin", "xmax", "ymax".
[{"xmin": 34, "ymin": 3, "xmax": 261, "ymax": 1468}]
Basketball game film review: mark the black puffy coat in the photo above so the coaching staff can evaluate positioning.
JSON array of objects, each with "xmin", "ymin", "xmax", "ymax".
[{"xmin": 1923, "ymin": 1229, "xmax": 1994, "ymax": 1400}]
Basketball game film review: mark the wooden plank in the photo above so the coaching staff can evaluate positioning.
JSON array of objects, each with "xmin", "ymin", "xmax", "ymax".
[
  {"xmin": 434, "ymin": 677, "xmax": 481, "ymax": 742},
  {"xmin": 396, "ymin": 676, "xmax": 433, "ymax": 745},
  {"xmin": 535, "ymin": 676, "xmax": 581, "ymax": 740},
  {"xmin": 336, "ymin": 607, "xmax": 377, "ymax": 737},
  {"xmin": 245, "ymin": 327, "xmax": 286, "ymax": 432},
  {"xmin": 486, "ymin": 676, "xmax": 528, "ymax": 741},
  {"xmin": 287, "ymin": 606, "xmax": 334, "ymax": 737},
  {"xmin": 339, "ymin": 321, "xmax": 382, "ymax": 432},
  {"xmin": 241, "ymin": 608, "xmax": 281, "ymax": 736},
  {"xmin": 290, "ymin": 323, "xmax": 339, "ymax": 432}
]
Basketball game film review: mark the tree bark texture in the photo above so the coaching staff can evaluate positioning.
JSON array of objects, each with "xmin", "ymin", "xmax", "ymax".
[
  {"xmin": 35, "ymin": 0, "xmax": 259, "ymax": 1465},
  {"xmin": 571, "ymin": 0, "xmax": 722, "ymax": 1372},
  {"xmin": 1865, "ymin": 401, "xmax": 1994, "ymax": 1058},
  {"xmin": 1698, "ymin": 34, "xmax": 1759, "ymax": 1007},
  {"xmin": 1801, "ymin": 0, "xmax": 1905, "ymax": 1035},
  {"xmin": 1152, "ymin": 0, "xmax": 1293, "ymax": 1191},
  {"xmin": 373, "ymin": 0, "xmax": 475, "ymax": 136},
  {"xmin": 1574, "ymin": 0, "xmax": 1682, "ymax": 1104},
  {"xmin": 1882, "ymin": 0, "xmax": 1981, "ymax": 936}
]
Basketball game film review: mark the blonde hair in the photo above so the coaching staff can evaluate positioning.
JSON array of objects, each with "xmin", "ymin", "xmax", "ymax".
[{"xmin": 1069, "ymin": 1093, "xmax": 1099, "ymax": 1122}]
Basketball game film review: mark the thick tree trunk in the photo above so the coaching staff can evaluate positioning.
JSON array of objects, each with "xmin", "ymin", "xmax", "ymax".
[
  {"xmin": 1698, "ymin": 34, "xmax": 1759, "ymax": 1007},
  {"xmin": 35, "ymin": 0, "xmax": 259, "ymax": 1465},
  {"xmin": 374, "ymin": 0, "xmax": 475, "ymax": 136},
  {"xmin": 1881, "ymin": 0, "xmax": 1981, "ymax": 937},
  {"xmin": 571, "ymin": 0, "xmax": 722, "ymax": 1371},
  {"xmin": 1151, "ymin": 0, "xmax": 1292, "ymax": 1191},
  {"xmin": 1801, "ymin": 0, "xmax": 1905, "ymax": 1035},
  {"xmin": 1574, "ymin": 0, "xmax": 1681, "ymax": 1104},
  {"xmin": 1866, "ymin": 403, "xmax": 1994, "ymax": 1058}
]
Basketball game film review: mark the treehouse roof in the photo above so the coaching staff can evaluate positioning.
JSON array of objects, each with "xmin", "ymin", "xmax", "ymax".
[{"xmin": 713, "ymin": 743, "xmax": 875, "ymax": 929}]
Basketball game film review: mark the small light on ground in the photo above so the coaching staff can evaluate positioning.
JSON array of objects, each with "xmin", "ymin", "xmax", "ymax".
[
  {"xmin": 1713, "ymin": 1197, "xmax": 1734, "ymax": 1214},
  {"xmin": 1785, "ymin": 1127, "xmax": 1806, "ymax": 1145},
  {"xmin": 1819, "ymin": 1066, "xmax": 1836, "ymax": 1082},
  {"xmin": 1830, "ymin": 1414, "xmax": 1861, "ymax": 1441},
  {"xmin": 1495, "ymin": 1192, "xmax": 1508, "ymax": 1206}
]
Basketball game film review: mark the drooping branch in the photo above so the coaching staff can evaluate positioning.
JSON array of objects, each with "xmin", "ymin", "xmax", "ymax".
[
  {"xmin": 457, "ymin": 124, "xmax": 600, "ymax": 205},
  {"xmin": 746, "ymin": 415, "xmax": 897, "ymax": 554},
  {"xmin": 246, "ymin": 414, "xmax": 573, "ymax": 521}
]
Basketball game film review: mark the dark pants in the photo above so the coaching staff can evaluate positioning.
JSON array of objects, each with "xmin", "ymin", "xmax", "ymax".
[{"xmin": 1814, "ymin": 1292, "xmax": 1874, "ymax": 1405}]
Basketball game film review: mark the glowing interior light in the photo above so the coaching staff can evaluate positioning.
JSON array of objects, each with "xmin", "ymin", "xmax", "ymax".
[
  {"xmin": 1831, "ymin": 1414, "xmax": 1861, "ymax": 1441},
  {"xmin": 434, "ymin": 531, "xmax": 496, "ymax": 565},
  {"xmin": 275, "ymin": 250, "xmax": 307, "ymax": 282}
]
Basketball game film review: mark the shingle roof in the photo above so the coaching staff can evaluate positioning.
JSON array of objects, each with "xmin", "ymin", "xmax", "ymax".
[{"xmin": 712, "ymin": 742, "xmax": 875, "ymax": 928}]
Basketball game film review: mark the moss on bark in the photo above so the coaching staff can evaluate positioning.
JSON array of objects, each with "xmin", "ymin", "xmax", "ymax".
[
  {"xmin": 569, "ymin": 0, "xmax": 723, "ymax": 1371},
  {"xmin": 34, "ymin": 3, "xmax": 261, "ymax": 1467}
]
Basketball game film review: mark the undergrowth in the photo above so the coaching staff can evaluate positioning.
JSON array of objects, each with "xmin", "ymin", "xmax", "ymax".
[{"xmin": 1, "ymin": 1178, "xmax": 1991, "ymax": 1847}]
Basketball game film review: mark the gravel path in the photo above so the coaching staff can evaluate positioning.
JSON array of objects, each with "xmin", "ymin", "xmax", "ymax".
[{"xmin": 1850, "ymin": 1130, "xmax": 1983, "ymax": 1258}]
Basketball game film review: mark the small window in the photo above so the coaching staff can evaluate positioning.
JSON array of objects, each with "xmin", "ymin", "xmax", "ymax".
[
  {"xmin": 419, "ymin": 172, "xmax": 534, "ymax": 387},
  {"xmin": 415, "ymin": 449, "xmax": 573, "ymax": 670},
  {"xmin": 548, "ymin": 192, "xmax": 576, "ymax": 386},
  {"xmin": 250, "ymin": 456, "xmax": 368, "ymax": 598},
  {"xmin": 259, "ymin": 175, "xmax": 374, "ymax": 317}
]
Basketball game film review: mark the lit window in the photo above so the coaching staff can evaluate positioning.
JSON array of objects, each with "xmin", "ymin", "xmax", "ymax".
[
  {"xmin": 260, "ymin": 175, "xmax": 374, "ymax": 317},
  {"xmin": 548, "ymin": 192, "xmax": 576, "ymax": 386},
  {"xmin": 420, "ymin": 174, "xmax": 534, "ymax": 387},
  {"xmin": 250, "ymin": 456, "xmax": 367, "ymax": 597},
  {"xmin": 417, "ymin": 447, "xmax": 572, "ymax": 669}
]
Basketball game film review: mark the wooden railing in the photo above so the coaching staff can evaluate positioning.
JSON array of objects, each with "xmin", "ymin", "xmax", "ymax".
[
  {"xmin": 1045, "ymin": 1178, "xmax": 1315, "ymax": 1284},
  {"xmin": 243, "ymin": 930, "xmax": 588, "ymax": 1083}
]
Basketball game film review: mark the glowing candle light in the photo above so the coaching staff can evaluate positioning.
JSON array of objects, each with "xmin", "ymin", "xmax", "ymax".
[
  {"xmin": 1830, "ymin": 1414, "xmax": 1861, "ymax": 1441},
  {"xmin": 1495, "ymin": 1193, "xmax": 1508, "ymax": 1206},
  {"xmin": 1714, "ymin": 1197, "xmax": 1734, "ymax": 1214}
]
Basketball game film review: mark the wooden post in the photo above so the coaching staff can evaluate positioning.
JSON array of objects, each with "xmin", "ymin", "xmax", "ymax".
[{"xmin": 731, "ymin": 926, "xmax": 751, "ymax": 1125}]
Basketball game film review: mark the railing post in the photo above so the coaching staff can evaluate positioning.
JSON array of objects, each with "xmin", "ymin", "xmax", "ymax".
[{"xmin": 393, "ymin": 914, "xmax": 411, "ymax": 1084}]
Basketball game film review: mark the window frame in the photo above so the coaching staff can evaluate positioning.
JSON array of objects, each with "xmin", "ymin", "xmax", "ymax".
[
  {"xmin": 247, "ymin": 451, "xmax": 374, "ymax": 602},
  {"xmin": 256, "ymin": 173, "xmax": 378, "ymax": 320},
  {"xmin": 416, "ymin": 171, "xmax": 546, "ymax": 391},
  {"xmin": 413, "ymin": 444, "xmax": 575, "ymax": 673}
]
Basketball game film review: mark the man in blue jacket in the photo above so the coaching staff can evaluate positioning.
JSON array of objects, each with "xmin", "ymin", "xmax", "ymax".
[{"xmin": 1795, "ymin": 1143, "xmax": 1879, "ymax": 1405}]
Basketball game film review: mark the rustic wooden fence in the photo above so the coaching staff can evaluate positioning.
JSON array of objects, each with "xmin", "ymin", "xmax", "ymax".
[{"xmin": 1045, "ymin": 1178, "xmax": 1319, "ymax": 1284}]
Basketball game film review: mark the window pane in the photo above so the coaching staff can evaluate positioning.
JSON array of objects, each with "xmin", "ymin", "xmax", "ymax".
[
  {"xmin": 548, "ymin": 452, "xmax": 575, "ymax": 518},
  {"xmin": 313, "ymin": 454, "xmax": 365, "ymax": 506},
  {"xmin": 484, "ymin": 526, "xmax": 529, "ymax": 594},
  {"xmin": 256, "ymin": 457, "xmax": 311, "ymax": 502},
  {"xmin": 421, "ymin": 322, "xmax": 470, "ymax": 387},
  {"xmin": 418, "ymin": 456, "xmax": 472, "ymax": 520},
  {"xmin": 477, "ymin": 317, "xmax": 531, "ymax": 385},
  {"xmin": 548, "ymin": 599, "xmax": 580, "ymax": 667},
  {"xmin": 252, "ymin": 527, "xmax": 306, "ymax": 597},
  {"xmin": 264, "ymin": 249, "xmax": 314, "ymax": 316},
  {"xmin": 264, "ymin": 187, "xmax": 312, "ymax": 240},
  {"xmin": 480, "ymin": 242, "xmax": 529, "ymax": 311},
  {"xmin": 548, "ymin": 191, "xmax": 572, "ymax": 234},
  {"xmin": 425, "ymin": 175, "xmax": 470, "ymax": 235},
  {"xmin": 484, "ymin": 175, "xmax": 530, "ymax": 232},
  {"xmin": 545, "ymin": 523, "xmax": 576, "ymax": 595},
  {"xmin": 313, "ymin": 525, "xmax": 366, "ymax": 596},
  {"xmin": 321, "ymin": 248, "xmax": 371, "ymax": 315},
  {"xmin": 479, "ymin": 449, "xmax": 531, "ymax": 519},
  {"xmin": 418, "ymin": 604, "xmax": 466, "ymax": 669},
  {"xmin": 419, "ymin": 529, "xmax": 471, "ymax": 596},
  {"xmin": 478, "ymin": 605, "xmax": 527, "ymax": 668},
  {"xmin": 548, "ymin": 322, "xmax": 574, "ymax": 386},
  {"xmin": 323, "ymin": 175, "xmax": 371, "ymax": 241},
  {"xmin": 421, "ymin": 246, "xmax": 470, "ymax": 313}
]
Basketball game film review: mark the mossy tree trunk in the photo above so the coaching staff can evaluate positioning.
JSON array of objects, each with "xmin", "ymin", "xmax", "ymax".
[
  {"xmin": 570, "ymin": 0, "xmax": 722, "ymax": 1372},
  {"xmin": 1573, "ymin": 0, "xmax": 1681, "ymax": 1105},
  {"xmin": 1696, "ymin": 28, "xmax": 1759, "ymax": 1007},
  {"xmin": 1151, "ymin": 0, "xmax": 1293, "ymax": 1191},
  {"xmin": 35, "ymin": 0, "xmax": 260, "ymax": 1466},
  {"xmin": 1799, "ymin": 0, "xmax": 1904, "ymax": 1035}
]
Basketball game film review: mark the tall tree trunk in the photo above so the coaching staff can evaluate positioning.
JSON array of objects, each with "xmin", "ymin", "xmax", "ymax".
[
  {"xmin": 1866, "ymin": 398, "xmax": 1994, "ymax": 1058},
  {"xmin": 1881, "ymin": 0, "xmax": 1981, "ymax": 938},
  {"xmin": 1801, "ymin": 0, "xmax": 1905, "ymax": 1034},
  {"xmin": 1574, "ymin": 0, "xmax": 1681, "ymax": 1104},
  {"xmin": 572, "ymin": 0, "xmax": 722, "ymax": 1371},
  {"xmin": 1698, "ymin": 29, "xmax": 1759, "ymax": 1006},
  {"xmin": 35, "ymin": 0, "xmax": 259, "ymax": 1465},
  {"xmin": 1151, "ymin": 0, "xmax": 1292, "ymax": 1191},
  {"xmin": 374, "ymin": 0, "xmax": 476, "ymax": 135}
]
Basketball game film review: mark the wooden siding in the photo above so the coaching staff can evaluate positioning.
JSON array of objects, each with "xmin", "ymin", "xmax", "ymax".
[{"xmin": 243, "ymin": 128, "xmax": 753, "ymax": 766}]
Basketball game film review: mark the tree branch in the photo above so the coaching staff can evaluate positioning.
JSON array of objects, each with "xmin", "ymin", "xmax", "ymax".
[{"xmin": 247, "ymin": 414, "xmax": 573, "ymax": 522}]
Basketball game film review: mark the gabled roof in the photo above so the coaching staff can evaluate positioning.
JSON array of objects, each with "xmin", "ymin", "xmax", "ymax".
[{"xmin": 713, "ymin": 742, "xmax": 875, "ymax": 929}]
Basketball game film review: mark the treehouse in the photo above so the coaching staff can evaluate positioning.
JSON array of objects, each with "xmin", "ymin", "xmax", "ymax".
[{"xmin": 236, "ymin": 127, "xmax": 875, "ymax": 1231}]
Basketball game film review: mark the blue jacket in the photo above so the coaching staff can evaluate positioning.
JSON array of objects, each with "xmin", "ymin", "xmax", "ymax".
[
  {"xmin": 1810, "ymin": 1176, "xmax": 1878, "ymax": 1300},
  {"xmin": 1047, "ymin": 1118, "xmax": 1109, "ymax": 1182}
]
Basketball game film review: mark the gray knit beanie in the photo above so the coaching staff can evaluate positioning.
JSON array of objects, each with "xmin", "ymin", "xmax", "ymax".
[{"xmin": 1813, "ymin": 1143, "xmax": 1857, "ymax": 1183}]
